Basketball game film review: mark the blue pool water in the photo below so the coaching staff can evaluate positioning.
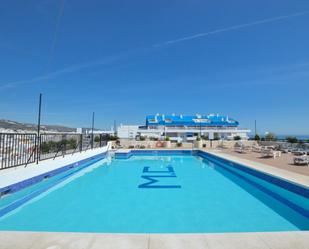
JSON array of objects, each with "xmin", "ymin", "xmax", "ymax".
[{"xmin": 0, "ymin": 154, "xmax": 308, "ymax": 233}]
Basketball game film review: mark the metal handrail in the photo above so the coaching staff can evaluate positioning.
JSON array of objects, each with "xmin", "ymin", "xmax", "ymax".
[
  {"xmin": 53, "ymin": 143, "xmax": 65, "ymax": 160},
  {"xmin": 84, "ymin": 142, "xmax": 91, "ymax": 151}
]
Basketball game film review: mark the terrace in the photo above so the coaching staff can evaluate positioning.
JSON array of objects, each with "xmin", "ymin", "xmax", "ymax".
[
  {"xmin": 215, "ymin": 147, "xmax": 309, "ymax": 177},
  {"xmin": 0, "ymin": 134, "xmax": 308, "ymax": 249}
]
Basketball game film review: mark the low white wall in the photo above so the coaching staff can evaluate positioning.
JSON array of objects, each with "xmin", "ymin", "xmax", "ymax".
[{"xmin": 0, "ymin": 143, "xmax": 112, "ymax": 189}]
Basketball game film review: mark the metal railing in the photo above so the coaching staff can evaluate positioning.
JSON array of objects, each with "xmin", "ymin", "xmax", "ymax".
[
  {"xmin": 142, "ymin": 126, "xmax": 250, "ymax": 131},
  {"xmin": 0, "ymin": 133, "xmax": 109, "ymax": 170},
  {"xmin": 0, "ymin": 133, "xmax": 37, "ymax": 169}
]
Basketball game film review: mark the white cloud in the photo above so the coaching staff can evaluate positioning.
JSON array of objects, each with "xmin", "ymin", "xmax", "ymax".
[{"xmin": 154, "ymin": 11, "xmax": 309, "ymax": 47}]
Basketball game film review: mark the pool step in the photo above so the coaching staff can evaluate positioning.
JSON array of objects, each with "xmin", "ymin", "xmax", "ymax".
[{"xmin": 114, "ymin": 149, "xmax": 132, "ymax": 159}]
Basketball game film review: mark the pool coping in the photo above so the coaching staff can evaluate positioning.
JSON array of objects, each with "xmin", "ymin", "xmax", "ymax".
[
  {"xmin": 0, "ymin": 230, "xmax": 309, "ymax": 249},
  {"xmin": 0, "ymin": 143, "xmax": 112, "ymax": 195}
]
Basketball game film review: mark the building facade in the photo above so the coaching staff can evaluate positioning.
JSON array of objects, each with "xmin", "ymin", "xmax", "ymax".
[{"xmin": 117, "ymin": 114, "xmax": 251, "ymax": 141}]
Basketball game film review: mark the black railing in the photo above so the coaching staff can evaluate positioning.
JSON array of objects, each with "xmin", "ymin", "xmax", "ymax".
[
  {"xmin": 0, "ymin": 133, "xmax": 37, "ymax": 169},
  {"xmin": 0, "ymin": 133, "xmax": 109, "ymax": 170},
  {"xmin": 40, "ymin": 133, "xmax": 81, "ymax": 161}
]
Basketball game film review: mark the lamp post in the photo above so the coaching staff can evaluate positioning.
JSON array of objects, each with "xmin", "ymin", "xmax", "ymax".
[{"xmin": 36, "ymin": 93, "xmax": 42, "ymax": 164}]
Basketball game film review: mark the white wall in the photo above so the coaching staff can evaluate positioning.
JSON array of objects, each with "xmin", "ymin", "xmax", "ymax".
[{"xmin": 117, "ymin": 125, "xmax": 139, "ymax": 139}]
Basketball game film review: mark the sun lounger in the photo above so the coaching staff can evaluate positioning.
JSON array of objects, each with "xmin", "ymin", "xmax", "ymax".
[
  {"xmin": 252, "ymin": 145, "xmax": 263, "ymax": 153},
  {"xmin": 293, "ymin": 150, "xmax": 307, "ymax": 156},
  {"xmin": 234, "ymin": 146, "xmax": 244, "ymax": 153},
  {"xmin": 261, "ymin": 149, "xmax": 281, "ymax": 159},
  {"xmin": 294, "ymin": 156, "xmax": 309, "ymax": 166},
  {"xmin": 234, "ymin": 145, "xmax": 251, "ymax": 153}
]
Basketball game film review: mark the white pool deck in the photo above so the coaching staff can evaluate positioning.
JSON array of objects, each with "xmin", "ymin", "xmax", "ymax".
[
  {"xmin": 0, "ymin": 147, "xmax": 308, "ymax": 248},
  {"xmin": 1, "ymin": 231, "xmax": 309, "ymax": 249}
]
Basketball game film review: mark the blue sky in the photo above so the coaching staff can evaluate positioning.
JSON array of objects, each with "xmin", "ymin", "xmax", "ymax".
[{"xmin": 0, "ymin": 0, "xmax": 309, "ymax": 135}]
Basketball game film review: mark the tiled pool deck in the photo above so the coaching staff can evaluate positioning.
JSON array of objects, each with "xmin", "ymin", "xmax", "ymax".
[
  {"xmin": 0, "ymin": 147, "xmax": 308, "ymax": 248},
  {"xmin": 217, "ymin": 148, "xmax": 309, "ymax": 177},
  {"xmin": 205, "ymin": 149, "xmax": 309, "ymax": 188},
  {"xmin": 1, "ymin": 231, "xmax": 309, "ymax": 249}
]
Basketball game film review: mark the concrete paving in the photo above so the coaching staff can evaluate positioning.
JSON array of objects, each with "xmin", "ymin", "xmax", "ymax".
[
  {"xmin": 204, "ymin": 149, "xmax": 309, "ymax": 188},
  {"xmin": 219, "ymin": 148, "xmax": 309, "ymax": 177},
  {"xmin": 1, "ymin": 231, "xmax": 309, "ymax": 249}
]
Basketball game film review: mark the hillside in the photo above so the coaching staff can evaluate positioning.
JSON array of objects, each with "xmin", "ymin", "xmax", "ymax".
[{"xmin": 0, "ymin": 119, "xmax": 76, "ymax": 133}]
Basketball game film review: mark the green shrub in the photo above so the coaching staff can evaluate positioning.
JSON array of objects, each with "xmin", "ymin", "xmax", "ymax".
[
  {"xmin": 265, "ymin": 132, "xmax": 277, "ymax": 141},
  {"xmin": 201, "ymin": 135, "xmax": 209, "ymax": 140},
  {"xmin": 234, "ymin": 136, "xmax": 241, "ymax": 141},
  {"xmin": 254, "ymin": 134, "xmax": 260, "ymax": 141},
  {"xmin": 176, "ymin": 142, "xmax": 182, "ymax": 147},
  {"xmin": 165, "ymin": 136, "xmax": 170, "ymax": 141},
  {"xmin": 286, "ymin": 136, "xmax": 298, "ymax": 143},
  {"xmin": 67, "ymin": 138, "xmax": 77, "ymax": 149},
  {"xmin": 107, "ymin": 135, "xmax": 118, "ymax": 141},
  {"xmin": 94, "ymin": 136, "xmax": 100, "ymax": 143}
]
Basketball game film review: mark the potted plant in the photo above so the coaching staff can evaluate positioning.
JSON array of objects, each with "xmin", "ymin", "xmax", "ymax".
[
  {"xmin": 165, "ymin": 136, "xmax": 171, "ymax": 148},
  {"xmin": 234, "ymin": 135, "xmax": 241, "ymax": 141},
  {"xmin": 194, "ymin": 136, "xmax": 203, "ymax": 148}
]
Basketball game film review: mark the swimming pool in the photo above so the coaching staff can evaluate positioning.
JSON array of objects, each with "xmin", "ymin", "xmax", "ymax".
[{"xmin": 0, "ymin": 150, "xmax": 308, "ymax": 233}]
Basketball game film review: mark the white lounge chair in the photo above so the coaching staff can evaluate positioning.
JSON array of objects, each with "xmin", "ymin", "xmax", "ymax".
[
  {"xmin": 293, "ymin": 150, "xmax": 307, "ymax": 156},
  {"xmin": 252, "ymin": 145, "xmax": 262, "ymax": 153},
  {"xmin": 294, "ymin": 156, "xmax": 309, "ymax": 166},
  {"xmin": 261, "ymin": 149, "xmax": 281, "ymax": 159},
  {"xmin": 234, "ymin": 145, "xmax": 251, "ymax": 153},
  {"xmin": 234, "ymin": 145, "xmax": 245, "ymax": 153}
]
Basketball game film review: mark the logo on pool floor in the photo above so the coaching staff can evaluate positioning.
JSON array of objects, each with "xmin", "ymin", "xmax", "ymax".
[{"xmin": 138, "ymin": 165, "xmax": 181, "ymax": 189}]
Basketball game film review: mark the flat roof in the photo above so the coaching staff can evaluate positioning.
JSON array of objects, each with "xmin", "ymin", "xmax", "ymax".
[{"xmin": 146, "ymin": 114, "xmax": 239, "ymax": 127}]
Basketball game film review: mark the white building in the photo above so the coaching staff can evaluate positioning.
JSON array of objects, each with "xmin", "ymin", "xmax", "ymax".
[
  {"xmin": 117, "ymin": 114, "xmax": 251, "ymax": 141},
  {"xmin": 117, "ymin": 125, "xmax": 140, "ymax": 139}
]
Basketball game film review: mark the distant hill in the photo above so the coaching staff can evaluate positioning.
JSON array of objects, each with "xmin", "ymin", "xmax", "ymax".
[{"xmin": 0, "ymin": 119, "xmax": 76, "ymax": 133}]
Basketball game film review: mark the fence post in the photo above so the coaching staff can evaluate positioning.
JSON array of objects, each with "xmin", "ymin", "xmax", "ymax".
[
  {"xmin": 0, "ymin": 134, "xmax": 2, "ymax": 170},
  {"xmin": 39, "ymin": 134, "xmax": 41, "ymax": 161},
  {"xmin": 62, "ymin": 134, "xmax": 66, "ymax": 157},
  {"xmin": 36, "ymin": 93, "xmax": 42, "ymax": 165},
  {"xmin": 80, "ymin": 134, "xmax": 83, "ymax": 152},
  {"xmin": 34, "ymin": 135, "xmax": 38, "ymax": 164}
]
